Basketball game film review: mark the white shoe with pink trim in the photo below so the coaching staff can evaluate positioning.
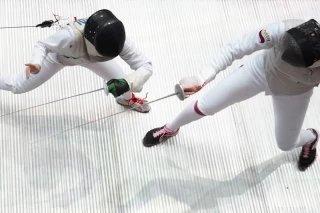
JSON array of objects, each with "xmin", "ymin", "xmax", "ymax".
[{"xmin": 116, "ymin": 93, "xmax": 151, "ymax": 113}]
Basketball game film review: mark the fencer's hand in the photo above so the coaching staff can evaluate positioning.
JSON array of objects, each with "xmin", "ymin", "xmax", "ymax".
[
  {"xmin": 179, "ymin": 76, "xmax": 203, "ymax": 98},
  {"xmin": 25, "ymin": 63, "xmax": 41, "ymax": 79},
  {"xmin": 105, "ymin": 79, "xmax": 130, "ymax": 97}
]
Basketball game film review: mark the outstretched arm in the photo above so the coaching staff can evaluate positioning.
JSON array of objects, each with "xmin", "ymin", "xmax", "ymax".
[
  {"xmin": 197, "ymin": 21, "xmax": 285, "ymax": 85},
  {"xmin": 180, "ymin": 21, "xmax": 286, "ymax": 97}
]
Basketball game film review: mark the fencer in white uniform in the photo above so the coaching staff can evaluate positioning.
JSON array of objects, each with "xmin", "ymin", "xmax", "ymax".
[
  {"xmin": 0, "ymin": 9, "xmax": 153, "ymax": 113},
  {"xmin": 143, "ymin": 19, "xmax": 320, "ymax": 171}
]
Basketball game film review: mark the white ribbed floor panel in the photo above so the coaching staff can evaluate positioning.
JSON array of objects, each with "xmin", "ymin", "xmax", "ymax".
[{"xmin": 1, "ymin": 0, "xmax": 320, "ymax": 212}]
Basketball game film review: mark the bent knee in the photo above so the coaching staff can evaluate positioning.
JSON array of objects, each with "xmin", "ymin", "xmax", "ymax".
[
  {"xmin": 1, "ymin": 74, "xmax": 33, "ymax": 94},
  {"xmin": 11, "ymin": 85, "xmax": 28, "ymax": 94},
  {"xmin": 1, "ymin": 82, "xmax": 23, "ymax": 94},
  {"xmin": 12, "ymin": 90, "xmax": 24, "ymax": 94},
  {"xmin": 10, "ymin": 84, "xmax": 31, "ymax": 94}
]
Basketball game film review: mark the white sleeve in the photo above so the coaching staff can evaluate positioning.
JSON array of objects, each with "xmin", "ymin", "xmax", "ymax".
[
  {"xmin": 197, "ymin": 21, "xmax": 285, "ymax": 85},
  {"xmin": 30, "ymin": 27, "xmax": 74, "ymax": 66},
  {"xmin": 120, "ymin": 38, "xmax": 153, "ymax": 92}
]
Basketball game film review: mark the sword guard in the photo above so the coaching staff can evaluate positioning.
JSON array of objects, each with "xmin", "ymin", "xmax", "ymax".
[{"xmin": 174, "ymin": 84, "xmax": 185, "ymax": 101}]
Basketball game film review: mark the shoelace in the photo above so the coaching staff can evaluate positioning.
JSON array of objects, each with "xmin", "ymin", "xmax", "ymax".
[
  {"xmin": 153, "ymin": 128, "xmax": 167, "ymax": 138},
  {"xmin": 153, "ymin": 127, "xmax": 177, "ymax": 142},
  {"xmin": 303, "ymin": 129, "xmax": 319, "ymax": 158},
  {"xmin": 303, "ymin": 143, "xmax": 311, "ymax": 158},
  {"xmin": 127, "ymin": 93, "xmax": 148, "ymax": 106}
]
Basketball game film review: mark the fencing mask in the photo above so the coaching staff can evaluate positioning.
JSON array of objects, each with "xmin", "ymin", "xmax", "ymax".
[
  {"xmin": 280, "ymin": 19, "xmax": 320, "ymax": 67},
  {"xmin": 84, "ymin": 9, "xmax": 126, "ymax": 58}
]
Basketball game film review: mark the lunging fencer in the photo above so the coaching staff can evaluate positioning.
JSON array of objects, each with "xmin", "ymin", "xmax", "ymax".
[
  {"xmin": 0, "ymin": 9, "xmax": 153, "ymax": 113},
  {"xmin": 143, "ymin": 19, "xmax": 320, "ymax": 171}
]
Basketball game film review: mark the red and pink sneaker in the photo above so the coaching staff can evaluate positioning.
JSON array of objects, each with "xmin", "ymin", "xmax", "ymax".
[
  {"xmin": 298, "ymin": 128, "xmax": 318, "ymax": 171},
  {"xmin": 143, "ymin": 125, "xmax": 179, "ymax": 147}
]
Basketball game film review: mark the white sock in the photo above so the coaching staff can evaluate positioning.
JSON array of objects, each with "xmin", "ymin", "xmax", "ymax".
[
  {"xmin": 166, "ymin": 101, "xmax": 205, "ymax": 132},
  {"xmin": 296, "ymin": 129, "xmax": 317, "ymax": 148}
]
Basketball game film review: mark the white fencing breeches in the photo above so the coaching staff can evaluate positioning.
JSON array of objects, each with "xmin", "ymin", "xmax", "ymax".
[
  {"xmin": 0, "ymin": 53, "xmax": 132, "ymax": 99},
  {"xmin": 168, "ymin": 53, "xmax": 315, "ymax": 151}
]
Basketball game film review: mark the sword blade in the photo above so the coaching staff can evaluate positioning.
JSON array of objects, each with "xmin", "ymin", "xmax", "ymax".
[
  {"xmin": 0, "ymin": 88, "xmax": 105, "ymax": 118},
  {"xmin": 28, "ymin": 91, "xmax": 178, "ymax": 144}
]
